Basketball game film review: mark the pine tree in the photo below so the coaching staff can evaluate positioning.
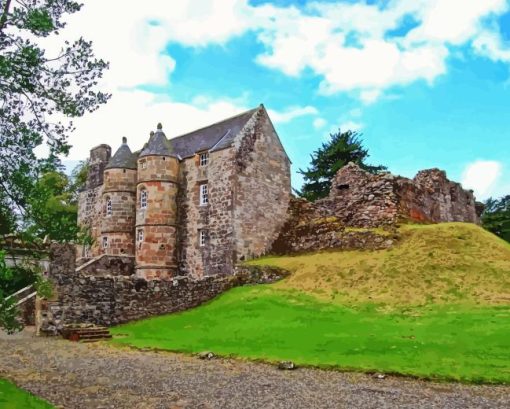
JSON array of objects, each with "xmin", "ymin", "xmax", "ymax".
[{"xmin": 297, "ymin": 130, "xmax": 386, "ymax": 201}]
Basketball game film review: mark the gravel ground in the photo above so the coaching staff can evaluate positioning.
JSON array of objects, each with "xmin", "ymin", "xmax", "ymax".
[{"xmin": 1, "ymin": 328, "xmax": 509, "ymax": 409}]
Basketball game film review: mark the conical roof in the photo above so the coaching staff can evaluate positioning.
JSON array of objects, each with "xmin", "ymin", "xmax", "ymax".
[
  {"xmin": 105, "ymin": 137, "xmax": 137, "ymax": 170},
  {"xmin": 139, "ymin": 123, "xmax": 178, "ymax": 158}
]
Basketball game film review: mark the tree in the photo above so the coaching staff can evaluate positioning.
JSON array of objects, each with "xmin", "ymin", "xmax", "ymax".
[
  {"xmin": 297, "ymin": 129, "xmax": 387, "ymax": 201},
  {"xmin": 24, "ymin": 170, "xmax": 79, "ymax": 241},
  {"xmin": 0, "ymin": 0, "xmax": 109, "ymax": 226},
  {"xmin": 482, "ymin": 195, "xmax": 510, "ymax": 243}
]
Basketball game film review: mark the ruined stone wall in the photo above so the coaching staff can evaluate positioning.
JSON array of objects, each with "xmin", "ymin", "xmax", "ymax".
[
  {"xmin": 322, "ymin": 163, "xmax": 399, "ymax": 228},
  {"xmin": 271, "ymin": 198, "xmax": 396, "ymax": 254},
  {"xmin": 177, "ymin": 148, "xmax": 237, "ymax": 278},
  {"xmin": 232, "ymin": 107, "xmax": 292, "ymax": 260},
  {"xmin": 396, "ymin": 169, "xmax": 479, "ymax": 223},
  {"xmin": 271, "ymin": 163, "xmax": 480, "ymax": 254},
  {"xmin": 39, "ymin": 252, "xmax": 288, "ymax": 334}
]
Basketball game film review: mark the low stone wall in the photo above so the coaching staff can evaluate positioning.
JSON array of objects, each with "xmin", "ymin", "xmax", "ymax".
[
  {"xmin": 76, "ymin": 254, "xmax": 135, "ymax": 276},
  {"xmin": 39, "ymin": 264, "xmax": 289, "ymax": 335},
  {"xmin": 271, "ymin": 198, "xmax": 397, "ymax": 255}
]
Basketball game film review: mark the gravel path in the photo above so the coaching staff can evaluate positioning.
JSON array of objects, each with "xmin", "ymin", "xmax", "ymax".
[{"xmin": 1, "ymin": 328, "xmax": 509, "ymax": 409}]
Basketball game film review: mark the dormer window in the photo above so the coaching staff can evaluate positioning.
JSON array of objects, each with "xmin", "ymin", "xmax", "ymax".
[
  {"xmin": 200, "ymin": 152, "xmax": 209, "ymax": 167},
  {"xmin": 140, "ymin": 189, "xmax": 148, "ymax": 209}
]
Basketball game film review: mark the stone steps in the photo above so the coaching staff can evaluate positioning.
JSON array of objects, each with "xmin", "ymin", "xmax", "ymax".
[{"xmin": 62, "ymin": 325, "xmax": 112, "ymax": 343}]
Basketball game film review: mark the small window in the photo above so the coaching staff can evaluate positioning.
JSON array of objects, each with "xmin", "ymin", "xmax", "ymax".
[
  {"xmin": 106, "ymin": 198, "xmax": 112, "ymax": 216},
  {"xmin": 199, "ymin": 230, "xmax": 207, "ymax": 247},
  {"xmin": 137, "ymin": 229, "xmax": 144, "ymax": 249},
  {"xmin": 140, "ymin": 189, "xmax": 148, "ymax": 209},
  {"xmin": 199, "ymin": 184, "xmax": 208, "ymax": 206},
  {"xmin": 200, "ymin": 152, "xmax": 209, "ymax": 167},
  {"xmin": 140, "ymin": 160, "xmax": 147, "ymax": 169},
  {"xmin": 102, "ymin": 237, "xmax": 108, "ymax": 249}
]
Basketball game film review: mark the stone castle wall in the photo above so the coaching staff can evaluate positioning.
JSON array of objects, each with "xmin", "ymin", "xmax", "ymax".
[
  {"xmin": 233, "ymin": 107, "xmax": 292, "ymax": 260},
  {"xmin": 39, "ymin": 244, "xmax": 288, "ymax": 334},
  {"xmin": 177, "ymin": 147, "xmax": 237, "ymax": 278}
]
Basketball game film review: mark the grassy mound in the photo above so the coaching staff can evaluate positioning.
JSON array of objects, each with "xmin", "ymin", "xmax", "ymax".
[
  {"xmin": 249, "ymin": 223, "xmax": 510, "ymax": 306},
  {"xmin": 0, "ymin": 379, "xmax": 53, "ymax": 408},
  {"xmin": 111, "ymin": 286, "xmax": 510, "ymax": 383}
]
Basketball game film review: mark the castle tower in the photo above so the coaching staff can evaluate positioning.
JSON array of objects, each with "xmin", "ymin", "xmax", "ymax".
[
  {"xmin": 101, "ymin": 137, "xmax": 137, "ymax": 256},
  {"xmin": 135, "ymin": 124, "xmax": 179, "ymax": 280}
]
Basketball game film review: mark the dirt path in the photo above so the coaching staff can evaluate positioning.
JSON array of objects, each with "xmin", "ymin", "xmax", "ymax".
[{"xmin": 1, "ymin": 328, "xmax": 509, "ymax": 409}]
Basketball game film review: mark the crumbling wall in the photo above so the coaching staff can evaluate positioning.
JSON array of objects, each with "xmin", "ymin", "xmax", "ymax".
[
  {"xmin": 39, "ymin": 261, "xmax": 288, "ymax": 334},
  {"xmin": 271, "ymin": 163, "xmax": 480, "ymax": 254}
]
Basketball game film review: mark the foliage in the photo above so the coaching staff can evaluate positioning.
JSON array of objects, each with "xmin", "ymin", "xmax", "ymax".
[
  {"xmin": 111, "ymin": 286, "xmax": 510, "ymax": 384},
  {"xmin": 24, "ymin": 171, "xmax": 78, "ymax": 241},
  {"xmin": 0, "ymin": 249, "xmax": 53, "ymax": 333},
  {"xmin": 0, "ymin": 378, "xmax": 54, "ymax": 408},
  {"xmin": 0, "ymin": 0, "xmax": 109, "ymax": 229},
  {"xmin": 0, "ymin": 250, "xmax": 23, "ymax": 334},
  {"xmin": 297, "ymin": 130, "xmax": 386, "ymax": 201},
  {"xmin": 482, "ymin": 195, "xmax": 510, "ymax": 243}
]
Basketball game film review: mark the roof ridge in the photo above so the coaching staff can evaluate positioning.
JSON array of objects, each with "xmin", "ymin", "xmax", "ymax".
[{"xmin": 168, "ymin": 106, "xmax": 259, "ymax": 142}]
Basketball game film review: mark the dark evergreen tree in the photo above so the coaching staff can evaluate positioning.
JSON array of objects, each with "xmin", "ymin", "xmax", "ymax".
[
  {"xmin": 297, "ymin": 130, "xmax": 386, "ymax": 201},
  {"xmin": 482, "ymin": 195, "xmax": 510, "ymax": 243}
]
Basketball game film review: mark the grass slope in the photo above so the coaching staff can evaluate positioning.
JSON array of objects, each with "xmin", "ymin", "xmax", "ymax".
[
  {"xmin": 0, "ymin": 379, "xmax": 53, "ymax": 408},
  {"xmin": 111, "ymin": 223, "xmax": 510, "ymax": 383},
  {"xmin": 250, "ymin": 223, "xmax": 510, "ymax": 306},
  {"xmin": 111, "ymin": 286, "xmax": 510, "ymax": 383}
]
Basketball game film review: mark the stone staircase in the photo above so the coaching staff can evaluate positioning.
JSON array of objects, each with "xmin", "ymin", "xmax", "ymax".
[{"xmin": 62, "ymin": 324, "xmax": 112, "ymax": 343}]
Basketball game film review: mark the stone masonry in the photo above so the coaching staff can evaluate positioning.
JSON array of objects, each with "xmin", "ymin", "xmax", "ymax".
[
  {"xmin": 272, "ymin": 162, "xmax": 482, "ymax": 254},
  {"xmin": 78, "ymin": 105, "xmax": 291, "ymax": 280}
]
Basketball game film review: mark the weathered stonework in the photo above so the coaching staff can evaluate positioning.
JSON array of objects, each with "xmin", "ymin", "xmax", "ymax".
[
  {"xmin": 78, "ymin": 105, "xmax": 292, "ymax": 280},
  {"xmin": 272, "ymin": 163, "xmax": 481, "ymax": 254},
  {"xmin": 38, "ymin": 243, "xmax": 289, "ymax": 334}
]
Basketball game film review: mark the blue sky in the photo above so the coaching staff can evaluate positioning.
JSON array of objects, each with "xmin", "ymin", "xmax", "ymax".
[{"xmin": 57, "ymin": 0, "xmax": 510, "ymax": 200}]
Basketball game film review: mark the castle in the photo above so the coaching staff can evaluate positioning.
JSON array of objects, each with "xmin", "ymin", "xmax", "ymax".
[{"xmin": 78, "ymin": 105, "xmax": 291, "ymax": 280}]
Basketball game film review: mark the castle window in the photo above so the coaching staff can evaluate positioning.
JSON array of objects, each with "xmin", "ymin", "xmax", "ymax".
[
  {"xmin": 140, "ymin": 160, "xmax": 147, "ymax": 169},
  {"xmin": 199, "ymin": 183, "xmax": 208, "ymax": 206},
  {"xmin": 106, "ymin": 198, "xmax": 112, "ymax": 216},
  {"xmin": 102, "ymin": 237, "xmax": 108, "ymax": 249},
  {"xmin": 137, "ymin": 229, "xmax": 144, "ymax": 249},
  {"xmin": 199, "ymin": 229, "xmax": 207, "ymax": 247},
  {"xmin": 200, "ymin": 152, "xmax": 209, "ymax": 167},
  {"xmin": 140, "ymin": 189, "xmax": 148, "ymax": 209}
]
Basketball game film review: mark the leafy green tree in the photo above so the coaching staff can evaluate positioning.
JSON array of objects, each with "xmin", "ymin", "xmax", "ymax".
[
  {"xmin": 297, "ymin": 130, "xmax": 387, "ymax": 201},
  {"xmin": 0, "ymin": 0, "xmax": 109, "ymax": 226},
  {"xmin": 482, "ymin": 195, "xmax": 510, "ymax": 243},
  {"xmin": 25, "ymin": 171, "xmax": 78, "ymax": 241}
]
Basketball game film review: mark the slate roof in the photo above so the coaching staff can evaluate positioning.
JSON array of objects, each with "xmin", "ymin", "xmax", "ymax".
[
  {"xmin": 105, "ymin": 138, "xmax": 137, "ymax": 169},
  {"xmin": 169, "ymin": 107, "xmax": 258, "ymax": 158},
  {"xmin": 139, "ymin": 124, "xmax": 179, "ymax": 158}
]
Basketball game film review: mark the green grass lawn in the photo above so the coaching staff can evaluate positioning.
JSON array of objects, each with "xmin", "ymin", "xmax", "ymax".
[
  {"xmin": 0, "ymin": 379, "xmax": 53, "ymax": 409},
  {"xmin": 111, "ymin": 285, "xmax": 510, "ymax": 384}
]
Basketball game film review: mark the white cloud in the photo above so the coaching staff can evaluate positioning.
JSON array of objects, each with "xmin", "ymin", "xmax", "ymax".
[
  {"xmin": 253, "ymin": 0, "xmax": 510, "ymax": 100},
  {"xmin": 461, "ymin": 160, "xmax": 503, "ymax": 200},
  {"xmin": 313, "ymin": 118, "xmax": 327, "ymax": 129},
  {"xmin": 267, "ymin": 106, "xmax": 318, "ymax": 124},
  {"xmin": 338, "ymin": 121, "xmax": 364, "ymax": 132}
]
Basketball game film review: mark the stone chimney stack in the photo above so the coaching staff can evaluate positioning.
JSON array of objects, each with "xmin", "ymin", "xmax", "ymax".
[{"xmin": 87, "ymin": 144, "xmax": 112, "ymax": 189}]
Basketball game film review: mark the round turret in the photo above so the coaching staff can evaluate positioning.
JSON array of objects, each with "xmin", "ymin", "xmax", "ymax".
[
  {"xmin": 135, "ymin": 124, "xmax": 180, "ymax": 280},
  {"xmin": 101, "ymin": 137, "xmax": 137, "ymax": 257}
]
